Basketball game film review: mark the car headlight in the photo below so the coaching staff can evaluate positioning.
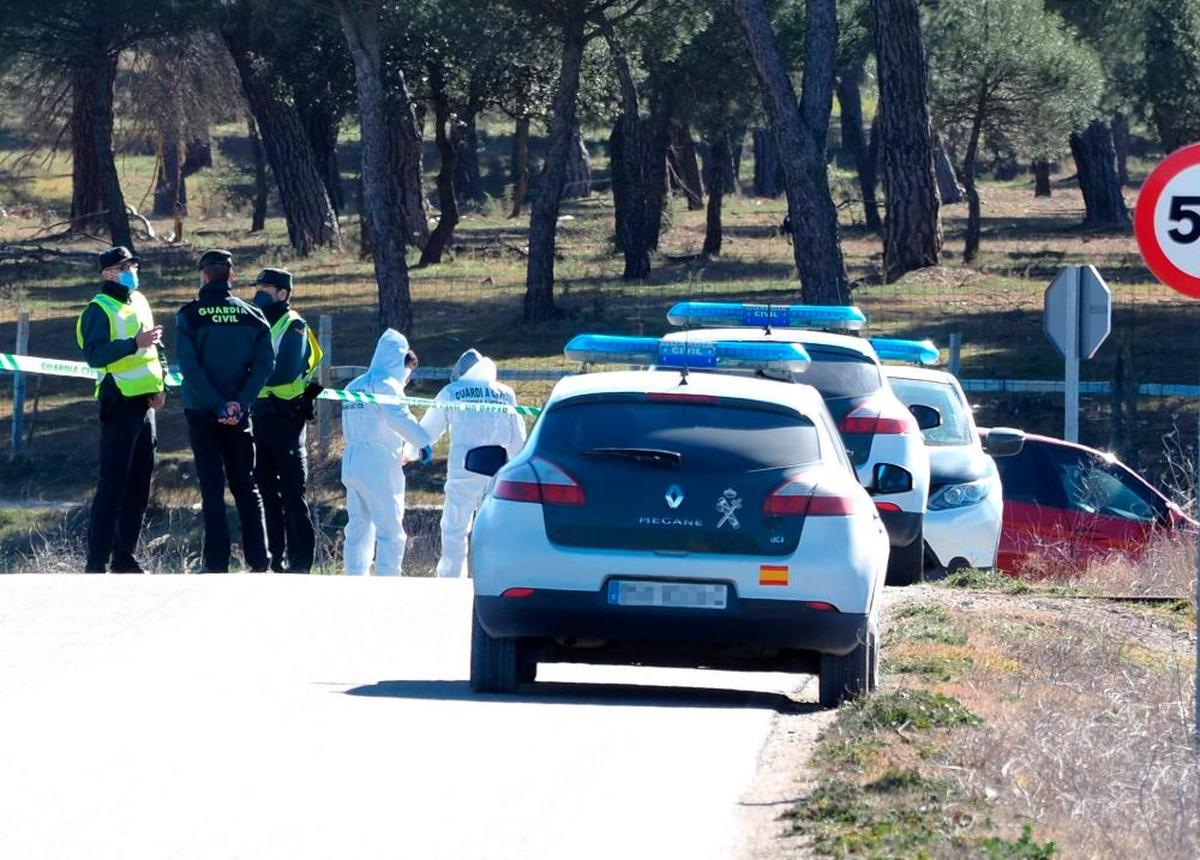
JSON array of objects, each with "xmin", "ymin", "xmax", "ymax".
[{"xmin": 928, "ymin": 479, "xmax": 990, "ymax": 511}]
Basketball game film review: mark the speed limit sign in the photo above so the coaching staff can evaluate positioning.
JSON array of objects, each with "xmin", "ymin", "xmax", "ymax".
[{"xmin": 1135, "ymin": 143, "xmax": 1200, "ymax": 298}]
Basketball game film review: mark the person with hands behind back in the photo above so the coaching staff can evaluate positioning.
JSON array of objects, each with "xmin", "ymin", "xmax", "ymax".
[
  {"xmin": 176, "ymin": 249, "xmax": 275, "ymax": 573},
  {"xmin": 76, "ymin": 245, "xmax": 168, "ymax": 573}
]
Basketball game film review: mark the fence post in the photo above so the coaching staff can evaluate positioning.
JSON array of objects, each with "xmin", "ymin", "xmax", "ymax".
[
  {"xmin": 10, "ymin": 312, "xmax": 29, "ymax": 462},
  {"xmin": 317, "ymin": 314, "xmax": 333, "ymax": 454},
  {"xmin": 948, "ymin": 331, "xmax": 962, "ymax": 377}
]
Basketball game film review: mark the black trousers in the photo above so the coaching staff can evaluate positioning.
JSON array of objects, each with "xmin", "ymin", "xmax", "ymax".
[
  {"xmin": 86, "ymin": 402, "xmax": 155, "ymax": 572},
  {"xmin": 253, "ymin": 412, "xmax": 315, "ymax": 572},
  {"xmin": 185, "ymin": 410, "xmax": 270, "ymax": 572}
]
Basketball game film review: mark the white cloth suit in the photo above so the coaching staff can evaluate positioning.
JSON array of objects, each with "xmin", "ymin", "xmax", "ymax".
[
  {"xmin": 421, "ymin": 350, "xmax": 527, "ymax": 578},
  {"xmin": 341, "ymin": 330, "xmax": 433, "ymax": 576}
]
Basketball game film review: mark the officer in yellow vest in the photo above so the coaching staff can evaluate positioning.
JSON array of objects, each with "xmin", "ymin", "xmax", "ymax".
[
  {"xmin": 76, "ymin": 246, "xmax": 167, "ymax": 573},
  {"xmin": 249, "ymin": 268, "xmax": 323, "ymax": 573}
]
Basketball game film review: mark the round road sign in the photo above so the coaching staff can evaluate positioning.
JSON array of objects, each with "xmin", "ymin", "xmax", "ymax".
[{"xmin": 1135, "ymin": 143, "xmax": 1200, "ymax": 299}]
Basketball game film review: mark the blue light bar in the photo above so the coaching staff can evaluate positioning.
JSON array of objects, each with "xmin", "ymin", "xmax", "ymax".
[
  {"xmin": 667, "ymin": 301, "xmax": 867, "ymax": 331},
  {"xmin": 869, "ymin": 337, "xmax": 940, "ymax": 366},
  {"xmin": 564, "ymin": 334, "xmax": 811, "ymax": 374}
]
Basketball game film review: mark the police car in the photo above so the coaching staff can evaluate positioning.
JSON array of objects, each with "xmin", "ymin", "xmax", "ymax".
[
  {"xmin": 662, "ymin": 303, "xmax": 937, "ymax": 586},
  {"xmin": 465, "ymin": 336, "xmax": 889, "ymax": 707}
]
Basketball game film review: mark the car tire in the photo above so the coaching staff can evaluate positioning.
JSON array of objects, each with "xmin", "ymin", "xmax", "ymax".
[
  {"xmin": 519, "ymin": 653, "xmax": 538, "ymax": 684},
  {"xmin": 886, "ymin": 528, "xmax": 925, "ymax": 586},
  {"xmin": 819, "ymin": 637, "xmax": 871, "ymax": 708},
  {"xmin": 469, "ymin": 602, "xmax": 520, "ymax": 694}
]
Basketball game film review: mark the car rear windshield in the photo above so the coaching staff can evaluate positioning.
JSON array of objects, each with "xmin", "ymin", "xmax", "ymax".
[
  {"xmin": 887, "ymin": 377, "xmax": 973, "ymax": 446},
  {"xmin": 797, "ymin": 345, "xmax": 883, "ymax": 399},
  {"xmin": 536, "ymin": 397, "xmax": 821, "ymax": 470}
]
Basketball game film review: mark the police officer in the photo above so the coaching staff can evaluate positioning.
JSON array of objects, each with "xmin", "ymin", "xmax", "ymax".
[
  {"xmin": 249, "ymin": 267, "xmax": 322, "ymax": 573},
  {"xmin": 176, "ymin": 249, "xmax": 275, "ymax": 573},
  {"xmin": 77, "ymin": 246, "xmax": 167, "ymax": 573}
]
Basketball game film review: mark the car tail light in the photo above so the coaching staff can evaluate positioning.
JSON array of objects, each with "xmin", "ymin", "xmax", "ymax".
[
  {"xmin": 840, "ymin": 399, "xmax": 915, "ymax": 435},
  {"xmin": 805, "ymin": 601, "xmax": 839, "ymax": 613},
  {"xmin": 646, "ymin": 392, "xmax": 717, "ymax": 405},
  {"xmin": 494, "ymin": 458, "xmax": 585, "ymax": 506},
  {"xmin": 764, "ymin": 476, "xmax": 857, "ymax": 516},
  {"xmin": 502, "ymin": 588, "xmax": 535, "ymax": 598},
  {"xmin": 875, "ymin": 501, "xmax": 901, "ymax": 512}
]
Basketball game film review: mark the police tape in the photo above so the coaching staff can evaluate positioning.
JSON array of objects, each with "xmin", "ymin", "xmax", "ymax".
[{"xmin": 0, "ymin": 352, "xmax": 543, "ymax": 417}]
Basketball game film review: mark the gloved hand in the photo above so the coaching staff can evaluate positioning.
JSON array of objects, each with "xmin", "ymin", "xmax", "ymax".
[{"xmin": 419, "ymin": 445, "xmax": 434, "ymax": 466}]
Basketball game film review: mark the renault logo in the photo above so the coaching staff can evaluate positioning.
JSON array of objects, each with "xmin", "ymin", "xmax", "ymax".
[{"xmin": 665, "ymin": 485, "xmax": 685, "ymax": 509}]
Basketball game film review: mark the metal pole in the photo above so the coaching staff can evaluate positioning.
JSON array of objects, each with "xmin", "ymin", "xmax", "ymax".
[
  {"xmin": 948, "ymin": 332, "xmax": 962, "ymax": 377},
  {"xmin": 1195, "ymin": 343, "xmax": 1199, "ymax": 746},
  {"xmin": 317, "ymin": 314, "xmax": 333, "ymax": 454},
  {"xmin": 10, "ymin": 312, "xmax": 29, "ymax": 462},
  {"xmin": 1064, "ymin": 268, "xmax": 1081, "ymax": 442}
]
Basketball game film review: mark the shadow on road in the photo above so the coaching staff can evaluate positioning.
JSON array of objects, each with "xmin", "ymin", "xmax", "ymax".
[{"xmin": 343, "ymin": 679, "xmax": 819, "ymax": 713}]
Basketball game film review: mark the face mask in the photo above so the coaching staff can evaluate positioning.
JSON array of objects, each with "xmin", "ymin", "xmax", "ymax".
[
  {"xmin": 253, "ymin": 290, "xmax": 274, "ymax": 309},
  {"xmin": 117, "ymin": 269, "xmax": 138, "ymax": 291}
]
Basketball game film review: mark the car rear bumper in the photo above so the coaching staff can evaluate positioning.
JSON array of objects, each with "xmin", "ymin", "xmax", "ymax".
[
  {"xmin": 877, "ymin": 508, "xmax": 922, "ymax": 547},
  {"xmin": 474, "ymin": 589, "xmax": 870, "ymax": 657}
]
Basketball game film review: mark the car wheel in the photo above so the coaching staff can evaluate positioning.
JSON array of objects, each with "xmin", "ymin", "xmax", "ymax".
[
  {"xmin": 885, "ymin": 528, "xmax": 925, "ymax": 586},
  {"xmin": 469, "ymin": 601, "xmax": 520, "ymax": 694},
  {"xmin": 819, "ymin": 637, "xmax": 871, "ymax": 708},
  {"xmin": 519, "ymin": 653, "xmax": 538, "ymax": 684}
]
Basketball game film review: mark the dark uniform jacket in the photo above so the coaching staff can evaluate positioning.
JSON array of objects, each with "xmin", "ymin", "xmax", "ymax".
[
  {"xmin": 176, "ymin": 280, "xmax": 274, "ymax": 417},
  {"xmin": 78, "ymin": 282, "xmax": 169, "ymax": 415},
  {"xmin": 252, "ymin": 300, "xmax": 310, "ymax": 419}
]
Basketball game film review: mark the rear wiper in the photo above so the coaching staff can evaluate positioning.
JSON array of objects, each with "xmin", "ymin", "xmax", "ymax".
[{"xmin": 585, "ymin": 447, "xmax": 682, "ymax": 467}]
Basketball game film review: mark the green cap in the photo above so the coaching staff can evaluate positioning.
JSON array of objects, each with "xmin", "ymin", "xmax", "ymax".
[
  {"xmin": 197, "ymin": 248, "xmax": 233, "ymax": 269},
  {"xmin": 254, "ymin": 267, "xmax": 293, "ymax": 292}
]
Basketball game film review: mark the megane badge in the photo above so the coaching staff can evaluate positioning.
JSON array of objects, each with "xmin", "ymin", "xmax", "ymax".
[
  {"xmin": 717, "ymin": 489, "xmax": 743, "ymax": 530},
  {"xmin": 665, "ymin": 485, "xmax": 685, "ymax": 509}
]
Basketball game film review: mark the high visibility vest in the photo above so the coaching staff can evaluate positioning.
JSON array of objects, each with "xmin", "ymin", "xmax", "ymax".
[
  {"xmin": 75, "ymin": 291, "xmax": 165, "ymax": 398},
  {"xmin": 259, "ymin": 310, "xmax": 324, "ymax": 401}
]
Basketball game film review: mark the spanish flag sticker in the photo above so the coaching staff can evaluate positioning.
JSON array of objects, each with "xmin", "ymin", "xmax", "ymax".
[{"xmin": 759, "ymin": 564, "xmax": 789, "ymax": 586}]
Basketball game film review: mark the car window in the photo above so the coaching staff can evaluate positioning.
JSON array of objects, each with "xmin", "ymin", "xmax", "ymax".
[
  {"xmin": 887, "ymin": 377, "xmax": 974, "ymax": 446},
  {"xmin": 795, "ymin": 346, "xmax": 883, "ymax": 399},
  {"xmin": 537, "ymin": 398, "xmax": 822, "ymax": 470},
  {"xmin": 1042, "ymin": 446, "xmax": 1158, "ymax": 523},
  {"xmin": 993, "ymin": 443, "xmax": 1042, "ymax": 504}
]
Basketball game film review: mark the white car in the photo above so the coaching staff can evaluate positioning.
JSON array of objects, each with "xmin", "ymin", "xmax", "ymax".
[
  {"xmin": 466, "ymin": 336, "xmax": 889, "ymax": 707},
  {"xmin": 662, "ymin": 303, "xmax": 936, "ymax": 586},
  {"xmin": 883, "ymin": 365, "xmax": 1023, "ymax": 573}
]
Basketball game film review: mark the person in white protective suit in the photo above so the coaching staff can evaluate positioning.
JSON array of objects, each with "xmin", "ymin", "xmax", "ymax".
[
  {"xmin": 421, "ymin": 349, "xmax": 527, "ymax": 578},
  {"xmin": 341, "ymin": 329, "xmax": 434, "ymax": 576}
]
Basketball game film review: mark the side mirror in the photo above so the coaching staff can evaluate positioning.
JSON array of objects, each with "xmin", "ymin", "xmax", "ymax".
[
  {"xmin": 873, "ymin": 463, "xmax": 913, "ymax": 494},
  {"xmin": 465, "ymin": 445, "xmax": 509, "ymax": 477},
  {"xmin": 983, "ymin": 427, "xmax": 1025, "ymax": 458},
  {"xmin": 908, "ymin": 404, "xmax": 941, "ymax": 431}
]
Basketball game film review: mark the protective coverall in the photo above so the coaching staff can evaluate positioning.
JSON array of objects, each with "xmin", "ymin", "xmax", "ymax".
[
  {"xmin": 421, "ymin": 349, "xmax": 527, "ymax": 578},
  {"xmin": 341, "ymin": 330, "xmax": 432, "ymax": 576}
]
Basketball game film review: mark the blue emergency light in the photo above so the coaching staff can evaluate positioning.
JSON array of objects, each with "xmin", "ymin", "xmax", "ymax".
[
  {"xmin": 869, "ymin": 337, "xmax": 940, "ymax": 366},
  {"xmin": 564, "ymin": 334, "xmax": 811, "ymax": 374},
  {"xmin": 666, "ymin": 301, "xmax": 867, "ymax": 331}
]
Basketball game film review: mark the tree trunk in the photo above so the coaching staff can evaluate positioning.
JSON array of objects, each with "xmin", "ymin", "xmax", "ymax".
[
  {"xmin": 603, "ymin": 23, "xmax": 650, "ymax": 280},
  {"xmin": 224, "ymin": 27, "xmax": 340, "ymax": 255},
  {"xmin": 455, "ymin": 109, "xmax": 485, "ymax": 205},
  {"xmin": 933, "ymin": 133, "xmax": 964, "ymax": 204},
  {"xmin": 870, "ymin": 0, "xmax": 942, "ymax": 281},
  {"xmin": 836, "ymin": 63, "xmax": 881, "ymax": 229},
  {"xmin": 734, "ymin": 0, "xmax": 849, "ymax": 304},
  {"xmin": 509, "ymin": 116, "xmax": 531, "ymax": 218},
  {"xmin": 1111, "ymin": 112, "xmax": 1131, "ymax": 187},
  {"xmin": 525, "ymin": 18, "xmax": 586, "ymax": 322},
  {"xmin": 611, "ymin": 120, "xmax": 628, "ymax": 252},
  {"xmin": 1069, "ymin": 120, "xmax": 1131, "ymax": 230},
  {"xmin": 335, "ymin": 0, "xmax": 412, "ymax": 333},
  {"xmin": 1033, "ymin": 159, "xmax": 1052, "ymax": 197},
  {"xmin": 669, "ymin": 119, "xmax": 705, "ymax": 209},
  {"xmin": 70, "ymin": 58, "xmax": 133, "ymax": 249},
  {"xmin": 297, "ymin": 101, "xmax": 344, "ymax": 214},
  {"xmin": 183, "ymin": 134, "xmax": 212, "ymax": 177},
  {"xmin": 752, "ymin": 128, "xmax": 783, "ymax": 197},
  {"xmin": 960, "ymin": 89, "xmax": 986, "ymax": 264},
  {"xmin": 702, "ymin": 134, "xmax": 728, "ymax": 257},
  {"xmin": 418, "ymin": 63, "xmax": 460, "ymax": 267},
  {"xmin": 386, "ymin": 96, "xmax": 431, "ymax": 249},
  {"xmin": 153, "ymin": 131, "xmax": 186, "ymax": 218},
  {"xmin": 642, "ymin": 84, "xmax": 673, "ymax": 250},
  {"xmin": 248, "ymin": 113, "xmax": 268, "ymax": 233},
  {"xmin": 561, "ymin": 126, "xmax": 592, "ymax": 198}
]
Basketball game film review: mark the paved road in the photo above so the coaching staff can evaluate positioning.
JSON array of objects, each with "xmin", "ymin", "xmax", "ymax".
[{"xmin": 0, "ymin": 576, "xmax": 815, "ymax": 860}]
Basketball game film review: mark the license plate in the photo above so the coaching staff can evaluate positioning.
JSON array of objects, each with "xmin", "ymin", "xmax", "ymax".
[{"xmin": 606, "ymin": 580, "xmax": 728, "ymax": 610}]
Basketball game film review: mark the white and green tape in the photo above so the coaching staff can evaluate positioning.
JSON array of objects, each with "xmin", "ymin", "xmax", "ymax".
[{"xmin": 0, "ymin": 352, "xmax": 543, "ymax": 417}]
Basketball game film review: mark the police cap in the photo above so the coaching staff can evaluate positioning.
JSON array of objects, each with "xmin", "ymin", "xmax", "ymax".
[
  {"xmin": 254, "ymin": 267, "xmax": 293, "ymax": 292},
  {"xmin": 98, "ymin": 246, "xmax": 140, "ymax": 271},
  {"xmin": 197, "ymin": 248, "xmax": 234, "ymax": 269}
]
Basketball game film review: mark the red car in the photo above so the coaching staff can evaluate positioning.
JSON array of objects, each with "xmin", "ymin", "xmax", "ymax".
[{"xmin": 987, "ymin": 431, "xmax": 1195, "ymax": 575}]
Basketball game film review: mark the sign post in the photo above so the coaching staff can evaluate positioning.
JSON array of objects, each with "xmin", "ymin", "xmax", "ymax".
[
  {"xmin": 1133, "ymin": 142, "xmax": 1200, "ymax": 745},
  {"xmin": 1043, "ymin": 265, "xmax": 1111, "ymax": 442}
]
